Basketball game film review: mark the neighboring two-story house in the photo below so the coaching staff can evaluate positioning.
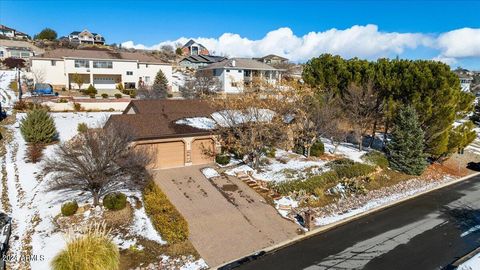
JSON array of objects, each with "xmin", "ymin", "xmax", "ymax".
[
  {"xmin": 30, "ymin": 48, "xmax": 172, "ymax": 90},
  {"xmin": 66, "ymin": 29, "xmax": 105, "ymax": 45},
  {"xmin": 181, "ymin": 39, "xmax": 209, "ymax": 56},
  {"xmin": 200, "ymin": 58, "xmax": 282, "ymax": 93},
  {"xmin": 0, "ymin": 25, "xmax": 30, "ymax": 40},
  {"xmin": 459, "ymin": 74, "xmax": 474, "ymax": 92}
]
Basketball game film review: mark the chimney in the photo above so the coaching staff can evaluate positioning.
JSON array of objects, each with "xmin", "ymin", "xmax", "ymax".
[{"xmin": 231, "ymin": 59, "xmax": 236, "ymax": 67}]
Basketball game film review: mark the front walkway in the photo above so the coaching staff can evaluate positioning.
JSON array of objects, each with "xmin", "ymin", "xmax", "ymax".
[{"xmin": 152, "ymin": 165, "xmax": 298, "ymax": 267}]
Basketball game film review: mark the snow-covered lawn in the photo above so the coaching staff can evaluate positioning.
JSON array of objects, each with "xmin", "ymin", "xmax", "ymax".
[{"xmin": 4, "ymin": 111, "xmax": 207, "ymax": 269}]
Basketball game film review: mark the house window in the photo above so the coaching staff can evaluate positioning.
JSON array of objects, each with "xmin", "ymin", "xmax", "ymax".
[
  {"xmin": 92, "ymin": 61, "xmax": 113, "ymax": 68},
  {"xmin": 74, "ymin": 59, "xmax": 89, "ymax": 68},
  {"xmin": 238, "ymin": 70, "xmax": 242, "ymax": 73},
  {"xmin": 51, "ymin": 60, "xmax": 56, "ymax": 66},
  {"xmin": 145, "ymin": 76, "xmax": 151, "ymax": 83},
  {"xmin": 126, "ymin": 71, "xmax": 133, "ymax": 75},
  {"xmin": 244, "ymin": 70, "xmax": 251, "ymax": 77},
  {"xmin": 0, "ymin": 51, "xmax": 4, "ymax": 58},
  {"xmin": 231, "ymin": 82, "xmax": 238, "ymax": 87},
  {"xmin": 226, "ymin": 69, "xmax": 230, "ymax": 73}
]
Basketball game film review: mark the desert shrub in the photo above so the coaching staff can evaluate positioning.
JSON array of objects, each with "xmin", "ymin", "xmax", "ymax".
[
  {"xmin": 264, "ymin": 147, "xmax": 276, "ymax": 158},
  {"xmin": 26, "ymin": 143, "xmax": 44, "ymax": 163},
  {"xmin": 61, "ymin": 87, "xmax": 66, "ymax": 91},
  {"xmin": 61, "ymin": 201, "xmax": 78, "ymax": 216},
  {"xmin": 73, "ymin": 102, "xmax": 82, "ymax": 111},
  {"xmin": 167, "ymin": 93, "xmax": 173, "ymax": 98},
  {"xmin": 362, "ymin": 151, "xmax": 389, "ymax": 169},
  {"xmin": 143, "ymin": 181, "xmax": 188, "ymax": 243},
  {"xmin": 89, "ymin": 94, "xmax": 96, "ymax": 99},
  {"xmin": 103, "ymin": 192, "xmax": 127, "ymax": 211},
  {"xmin": 51, "ymin": 223, "xmax": 119, "ymax": 270},
  {"xmin": 58, "ymin": 98, "xmax": 69, "ymax": 103},
  {"xmin": 114, "ymin": 93, "xmax": 122, "ymax": 99},
  {"xmin": 85, "ymin": 84, "xmax": 97, "ymax": 96},
  {"xmin": 215, "ymin": 154, "xmax": 231, "ymax": 165},
  {"xmin": 310, "ymin": 141, "xmax": 325, "ymax": 157},
  {"xmin": 116, "ymin": 83, "xmax": 124, "ymax": 91},
  {"xmin": 101, "ymin": 93, "xmax": 108, "ymax": 99},
  {"xmin": 77, "ymin": 123, "xmax": 88, "ymax": 133},
  {"xmin": 129, "ymin": 92, "xmax": 136, "ymax": 98},
  {"xmin": 20, "ymin": 108, "xmax": 58, "ymax": 144}
]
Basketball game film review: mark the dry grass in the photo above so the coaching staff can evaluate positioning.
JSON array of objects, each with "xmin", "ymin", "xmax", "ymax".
[
  {"xmin": 119, "ymin": 238, "xmax": 198, "ymax": 270},
  {"xmin": 103, "ymin": 202, "xmax": 133, "ymax": 227},
  {"xmin": 52, "ymin": 222, "xmax": 119, "ymax": 270}
]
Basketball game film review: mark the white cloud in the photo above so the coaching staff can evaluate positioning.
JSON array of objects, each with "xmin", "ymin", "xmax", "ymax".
[
  {"xmin": 121, "ymin": 25, "xmax": 480, "ymax": 64},
  {"xmin": 436, "ymin": 28, "xmax": 480, "ymax": 58}
]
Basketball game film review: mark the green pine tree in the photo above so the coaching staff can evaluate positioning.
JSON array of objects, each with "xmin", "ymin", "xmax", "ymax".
[
  {"xmin": 152, "ymin": 70, "xmax": 168, "ymax": 98},
  {"xmin": 386, "ymin": 106, "xmax": 428, "ymax": 175},
  {"xmin": 20, "ymin": 108, "xmax": 58, "ymax": 144}
]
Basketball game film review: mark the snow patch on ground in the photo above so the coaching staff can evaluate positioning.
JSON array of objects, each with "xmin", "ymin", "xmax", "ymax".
[
  {"xmin": 274, "ymin": 196, "xmax": 298, "ymax": 219},
  {"xmin": 457, "ymin": 252, "xmax": 480, "ymax": 270},
  {"xmin": 322, "ymin": 138, "xmax": 368, "ymax": 163},
  {"xmin": 201, "ymin": 167, "xmax": 220, "ymax": 179}
]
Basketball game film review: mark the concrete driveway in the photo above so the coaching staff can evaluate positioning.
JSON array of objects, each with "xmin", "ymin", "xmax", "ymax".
[{"xmin": 152, "ymin": 165, "xmax": 298, "ymax": 267}]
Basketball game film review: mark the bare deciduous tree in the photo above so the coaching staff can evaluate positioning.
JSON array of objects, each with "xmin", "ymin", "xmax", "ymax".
[
  {"xmin": 342, "ymin": 83, "xmax": 378, "ymax": 151},
  {"xmin": 31, "ymin": 68, "xmax": 46, "ymax": 84},
  {"xmin": 313, "ymin": 93, "xmax": 348, "ymax": 154},
  {"xmin": 210, "ymin": 91, "xmax": 288, "ymax": 168},
  {"xmin": 43, "ymin": 126, "xmax": 151, "ymax": 206},
  {"xmin": 181, "ymin": 70, "xmax": 221, "ymax": 99}
]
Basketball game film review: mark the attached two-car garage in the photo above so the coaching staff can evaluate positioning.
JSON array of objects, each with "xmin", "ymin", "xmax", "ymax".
[{"xmin": 136, "ymin": 138, "xmax": 215, "ymax": 170}]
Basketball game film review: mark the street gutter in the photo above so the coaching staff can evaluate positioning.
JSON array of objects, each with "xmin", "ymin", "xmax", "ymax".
[{"xmin": 214, "ymin": 171, "xmax": 480, "ymax": 270}]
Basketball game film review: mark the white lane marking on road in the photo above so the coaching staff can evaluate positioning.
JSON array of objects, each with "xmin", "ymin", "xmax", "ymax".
[{"xmin": 304, "ymin": 213, "xmax": 444, "ymax": 270}]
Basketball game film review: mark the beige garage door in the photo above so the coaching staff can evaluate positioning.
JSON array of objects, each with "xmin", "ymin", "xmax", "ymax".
[
  {"xmin": 192, "ymin": 139, "xmax": 214, "ymax": 165},
  {"xmin": 136, "ymin": 141, "xmax": 185, "ymax": 169}
]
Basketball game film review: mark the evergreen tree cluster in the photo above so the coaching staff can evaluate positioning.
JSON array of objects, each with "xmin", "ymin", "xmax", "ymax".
[{"xmin": 303, "ymin": 54, "xmax": 475, "ymax": 160}]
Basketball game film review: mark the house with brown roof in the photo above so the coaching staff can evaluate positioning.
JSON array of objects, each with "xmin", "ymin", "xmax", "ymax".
[
  {"xmin": 254, "ymin": 54, "xmax": 288, "ymax": 65},
  {"xmin": 181, "ymin": 39, "xmax": 209, "ymax": 56},
  {"xmin": 106, "ymin": 99, "xmax": 220, "ymax": 169},
  {"xmin": 30, "ymin": 48, "xmax": 173, "ymax": 90}
]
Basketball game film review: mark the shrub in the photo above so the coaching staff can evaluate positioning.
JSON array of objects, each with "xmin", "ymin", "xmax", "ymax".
[
  {"xmin": 103, "ymin": 192, "xmax": 127, "ymax": 211},
  {"xmin": 293, "ymin": 144, "xmax": 304, "ymax": 155},
  {"xmin": 362, "ymin": 151, "xmax": 389, "ymax": 169},
  {"xmin": 264, "ymin": 147, "xmax": 276, "ymax": 158},
  {"xmin": 310, "ymin": 141, "xmax": 325, "ymax": 157},
  {"xmin": 61, "ymin": 201, "xmax": 78, "ymax": 216},
  {"xmin": 13, "ymin": 100, "xmax": 28, "ymax": 111},
  {"xmin": 116, "ymin": 83, "xmax": 124, "ymax": 91},
  {"xmin": 9, "ymin": 81, "xmax": 18, "ymax": 92},
  {"xmin": 61, "ymin": 87, "xmax": 66, "ymax": 91},
  {"xmin": 143, "ymin": 181, "xmax": 188, "ymax": 243},
  {"xmin": 114, "ymin": 93, "xmax": 122, "ymax": 99},
  {"xmin": 85, "ymin": 84, "xmax": 97, "ymax": 96},
  {"xmin": 101, "ymin": 93, "xmax": 108, "ymax": 99},
  {"xmin": 215, "ymin": 154, "xmax": 231, "ymax": 165},
  {"xmin": 89, "ymin": 94, "xmax": 96, "ymax": 99},
  {"xmin": 20, "ymin": 108, "xmax": 58, "ymax": 144},
  {"xmin": 167, "ymin": 93, "xmax": 173, "ymax": 98},
  {"xmin": 327, "ymin": 158, "xmax": 355, "ymax": 169},
  {"xmin": 129, "ymin": 92, "xmax": 136, "ymax": 98},
  {"xmin": 77, "ymin": 123, "xmax": 88, "ymax": 133},
  {"xmin": 334, "ymin": 163, "xmax": 375, "ymax": 179},
  {"xmin": 26, "ymin": 144, "xmax": 44, "ymax": 163},
  {"xmin": 51, "ymin": 223, "xmax": 119, "ymax": 270},
  {"xmin": 73, "ymin": 102, "xmax": 82, "ymax": 111},
  {"xmin": 58, "ymin": 98, "xmax": 68, "ymax": 103},
  {"xmin": 272, "ymin": 171, "xmax": 340, "ymax": 195}
]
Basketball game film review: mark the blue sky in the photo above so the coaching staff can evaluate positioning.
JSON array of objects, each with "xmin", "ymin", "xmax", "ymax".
[{"xmin": 1, "ymin": 0, "xmax": 480, "ymax": 69}]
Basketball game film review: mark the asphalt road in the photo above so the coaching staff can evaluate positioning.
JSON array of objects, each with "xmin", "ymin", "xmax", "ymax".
[{"xmin": 235, "ymin": 175, "xmax": 480, "ymax": 270}]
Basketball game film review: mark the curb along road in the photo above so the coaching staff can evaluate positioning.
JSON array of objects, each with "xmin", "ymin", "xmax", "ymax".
[{"xmin": 214, "ymin": 172, "xmax": 480, "ymax": 270}]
